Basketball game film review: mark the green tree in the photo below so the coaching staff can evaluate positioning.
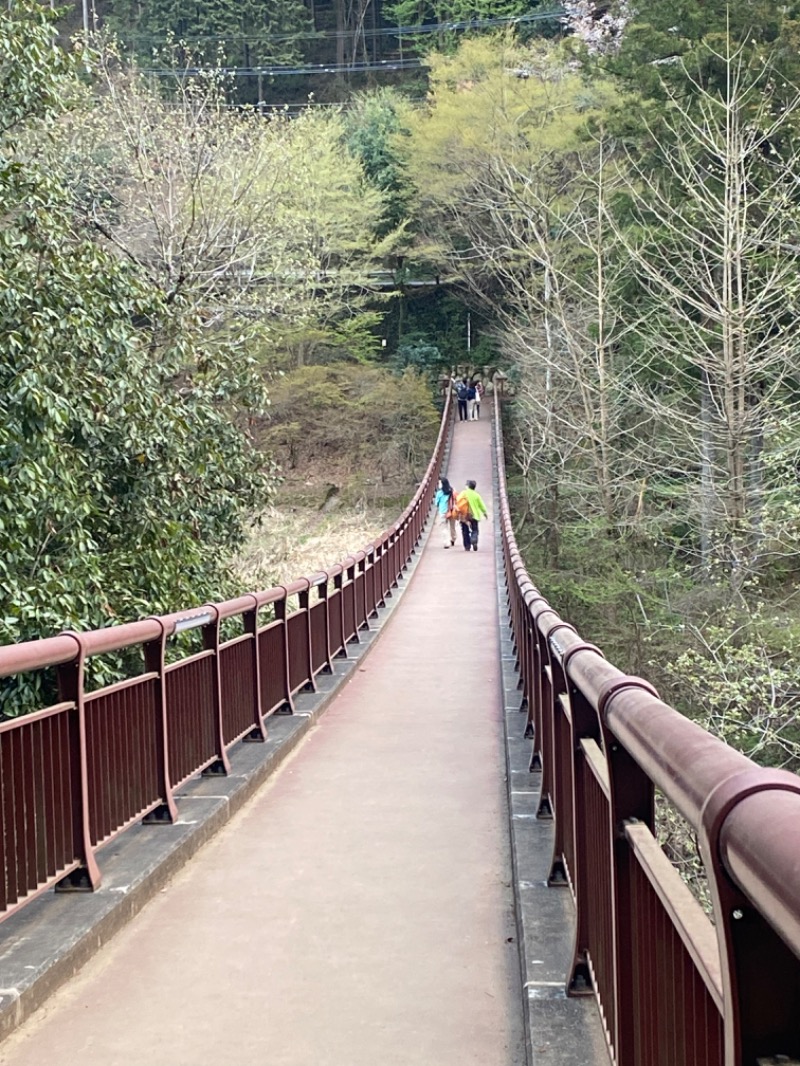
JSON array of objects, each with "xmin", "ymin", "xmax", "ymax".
[
  {"xmin": 263, "ymin": 363, "xmax": 439, "ymax": 489},
  {"xmin": 343, "ymin": 89, "xmax": 415, "ymax": 236},
  {"xmin": 383, "ymin": 0, "xmax": 535, "ymax": 52},
  {"xmin": 403, "ymin": 35, "xmax": 614, "ymax": 290},
  {"xmin": 266, "ymin": 108, "xmax": 396, "ymax": 367},
  {"xmin": 37, "ymin": 56, "xmax": 392, "ymax": 374},
  {"xmin": 48, "ymin": 49, "xmax": 309, "ymax": 326},
  {"xmin": 604, "ymin": 0, "xmax": 800, "ymax": 99},
  {"xmin": 392, "ymin": 332, "xmax": 443, "ymax": 378},
  {"xmin": 105, "ymin": 0, "xmax": 313, "ymax": 76},
  {"xmin": 604, "ymin": 44, "xmax": 800, "ymax": 581},
  {"xmin": 0, "ymin": 1, "xmax": 273, "ymax": 711}
]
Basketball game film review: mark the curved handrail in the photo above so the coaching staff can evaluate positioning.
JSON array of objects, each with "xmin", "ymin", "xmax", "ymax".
[
  {"xmin": 0, "ymin": 390, "xmax": 452, "ymax": 921},
  {"xmin": 493, "ymin": 389, "xmax": 800, "ymax": 1065}
]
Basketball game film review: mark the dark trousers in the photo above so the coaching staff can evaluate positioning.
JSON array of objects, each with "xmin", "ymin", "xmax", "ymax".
[
  {"xmin": 457, "ymin": 399, "xmax": 468, "ymax": 421},
  {"xmin": 460, "ymin": 519, "xmax": 478, "ymax": 550}
]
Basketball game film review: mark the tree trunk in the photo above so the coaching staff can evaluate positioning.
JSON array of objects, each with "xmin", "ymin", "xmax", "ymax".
[{"xmin": 700, "ymin": 369, "xmax": 715, "ymax": 571}]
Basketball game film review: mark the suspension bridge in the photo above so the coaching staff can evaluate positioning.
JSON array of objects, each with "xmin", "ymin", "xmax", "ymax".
[{"xmin": 0, "ymin": 392, "xmax": 796, "ymax": 1066}]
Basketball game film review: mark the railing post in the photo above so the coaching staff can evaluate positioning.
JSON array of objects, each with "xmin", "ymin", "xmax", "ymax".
[
  {"xmin": 345, "ymin": 558, "xmax": 360, "ymax": 645},
  {"xmin": 701, "ymin": 769, "xmax": 800, "ymax": 1066},
  {"xmin": 390, "ymin": 527, "xmax": 401, "ymax": 587},
  {"xmin": 243, "ymin": 594, "xmax": 268, "ymax": 740},
  {"xmin": 299, "ymin": 582, "xmax": 317, "ymax": 693},
  {"xmin": 333, "ymin": 568, "xmax": 348, "ymax": 659},
  {"xmin": 142, "ymin": 619, "xmax": 180, "ymax": 821},
  {"xmin": 522, "ymin": 589, "xmax": 546, "ymax": 740},
  {"xmin": 375, "ymin": 545, "xmax": 386, "ymax": 614},
  {"xmin": 318, "ymin": 575, "xmax": 334, "ymax": 674},
  {"xmin": 409, "ymin": 503, "xmax": 419, "ymax": 551},
  {"xmin": 561, "ymin": 642, "xmax": 605, "ymax": 996},
  {"xmin": 521, "ymin": 604, "xmax": 535, "ymax": 735},
  {"xmin": 275, "ymin": 588, "xmax": 296, "ymax": 713},
  {"xmin": 55, "ymin": 632, "xmax": 101, "ymax": 892},
  {"xmin": 529, "ymin": 615, "xmax": 547, "ymax": 771},
  {"xmin": 359, "ymin": 553, "xmax": 373, "ymax": 623},
  {"xmin": 365, "ymin": 547, "xmax": 378, "ymax": 617},
  {"xmin": 543, "ymin": 622, "xmax": 578, "ymax": 886},
  {"xmin": 517, "ymin": 597, "xmax": 528, "ymax": 692},
  {"xmin": 512, "ymin": 566, "xmax": 528, "ymax": 678},
  {"xmin": 200, "ymin": 605, "xmax": 231, "ymax": 776},
  {"xmin": 596, "ymin": 675, "xmax": 660, "ymax": 1066},
  {"xmin": 401, "ymin": 520, "xmax": 411, "ymax": 571},
  {"xmin": 535, "ymin": 614, "xmax": 572, "ymax": 818},
  {"xmin": 381, "ymin": 538, "xmax": 393, "ymax": 599},
  {"xmin": 401, "ymin": 522, "xmax": 409, "ymax": 574}
]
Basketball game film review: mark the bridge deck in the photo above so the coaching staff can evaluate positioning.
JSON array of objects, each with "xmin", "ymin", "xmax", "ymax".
[{"xmin": 0, "ymin": 416, "xmax": 527, "ymax": 1066}]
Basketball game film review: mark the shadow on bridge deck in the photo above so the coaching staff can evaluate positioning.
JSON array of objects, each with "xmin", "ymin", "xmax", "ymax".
[{"xmin": 0, "ymin": 414, "xmax": 606, "ymax": 1066}]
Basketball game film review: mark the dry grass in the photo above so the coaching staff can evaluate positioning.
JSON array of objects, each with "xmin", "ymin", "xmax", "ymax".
[{"xmin": 233, "ymin": 503, "xmax": 396, "ymax": 592}]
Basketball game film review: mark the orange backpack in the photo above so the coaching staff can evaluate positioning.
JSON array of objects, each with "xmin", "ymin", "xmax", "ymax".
[{"xmin": 448, "ymin": 492, "xmax": 471, "ymax": 522}]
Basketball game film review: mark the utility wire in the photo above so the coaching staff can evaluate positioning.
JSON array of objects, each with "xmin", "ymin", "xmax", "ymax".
[
  {"xmin": 144, "ymin": 57, "xmax": 425, "ymax": 77},
  {"xmin": 132, "ymin": 7, "xmax": 565, "ymax": 51},
  {"xmin": 140, "ymin": 8, "xmax": 566, "ymax": 78}
]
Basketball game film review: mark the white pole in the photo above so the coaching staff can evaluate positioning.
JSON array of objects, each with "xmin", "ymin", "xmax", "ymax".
[{"xmin": 467, "ymin": 311, "xmax": 471, "ymax": 352}]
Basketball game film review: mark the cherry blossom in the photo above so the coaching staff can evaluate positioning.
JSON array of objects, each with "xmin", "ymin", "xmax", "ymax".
[{"xmin": 562, "ymin": 0, "xmax": 634, "ymax": 55}]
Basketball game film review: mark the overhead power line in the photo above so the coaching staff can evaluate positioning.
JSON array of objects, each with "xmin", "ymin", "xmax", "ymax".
[
  {"xmin": 132, "ymin": 7, "xmax": 565, "ymax": 50},
  {"xmin": 144, "ymin": 57, "xmax": 425, "ymax": 77}
]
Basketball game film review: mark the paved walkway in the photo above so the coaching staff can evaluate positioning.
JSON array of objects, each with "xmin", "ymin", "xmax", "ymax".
[{"xmin": 0, "ymin": 414, "xmax": 524, "ymax": 1066}]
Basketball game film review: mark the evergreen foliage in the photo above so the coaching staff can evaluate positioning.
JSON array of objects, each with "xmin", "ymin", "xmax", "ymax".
[
  {"xmin": 395, "ymin": 18, "xmax": 800, "ymax": 772},
  {"xmin": 0, "ymin": 1, "xmax": 272, "ymax": 710},
  {"xmin": 382, "ymin": 0, "xmax": 540, "ymax": 50},
  {"xmin": 262, "ymin": 363, "xmax": 440, "ymax": 488},
  {"xmin": 105, "ymin": 0, "xmax": 313, "ymax": 69},
  {"xmin": 343, "ymin": 89, "xmax": 414, "ymax": 236}
]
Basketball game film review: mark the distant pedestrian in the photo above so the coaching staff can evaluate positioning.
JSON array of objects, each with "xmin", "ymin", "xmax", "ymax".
[
  {"xmin": 456, "ymin": 479, "xmax": 489, "ymax": 552},
  {"xmin": 454, "ymin": 377, "xmax": 469, "ymax": 421},
  {"xmin": 473, "ymin": 381, "xmax": 483, "ymax": 419},
  {"xmin": 466, "ymin": 381, "xmax": 477, "ymax": 420},
  {"xmin": 434, "ymin": 476, "xmax": 457, "ymax": 548}
]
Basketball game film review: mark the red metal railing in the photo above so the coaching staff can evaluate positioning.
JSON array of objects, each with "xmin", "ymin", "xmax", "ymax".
[
  {"xmin": 0, "ymin": 392, "xmax": 451, "ymax": 922},
  {"xmin": 493, "ymin": 391, "xmax": 800, "ymax": 1065}
]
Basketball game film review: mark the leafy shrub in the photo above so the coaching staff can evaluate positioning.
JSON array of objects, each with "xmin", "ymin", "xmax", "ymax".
[
  {"xmin": 0, "ymin": 1, "xmax": 274, "ymax": 712},
  {"xmin": 262, "ymin": 363, "xmax": 439, "ymax": 503}
]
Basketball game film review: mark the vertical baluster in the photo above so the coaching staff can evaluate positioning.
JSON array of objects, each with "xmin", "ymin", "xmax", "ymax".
[
  {"xmin": 200, "ymin": 607, "xmax": 231, "ymax": 776},
  {"xmin": 318, "ymin": 576, "xmax": 334, "ymax": 674},
  {"xmin": 595, "ymin": 675, "xmax": 660, "ymax": 1066},
  {"xmin": 298, "ymin": 582, "xmax": 317, "ymax": 694},
  {"xmin": 543, "ymin": 622, "xmax": 577, "ymax": 887},
  {"xmin": 142, "ymin": 620, "xmax": 178, "ymax": 823},
  {"xmin": 349, "ymin": 562, "xmax": 362, "ymax": 643},
  {"xmin": 389, "ymin": 527, "xmax": 400, "ymax": 589},
  {"xmin": 55, "ymin": 633, "xmax": 101, "ymax": 892},
  {"xmin": 333, "ymin": 568, "xmax": 348, "ymax": 659},
  {"xmin": 357, "ymin": 552, "xmax": 371, "ymax": 621},
  {"xmin": 561, "ymin": 642, "xmax": 606, "ymax": 997},
  {"xmin": 275, "ymin": 588, "xmax": 296, "ymax": 713},
  {"xmin": 242, "ymin": 595, "xmax": 268, "ymax": 741},
  {"xmin": 700, "ymin": 769, "xmax": 800, "ymax": 1066}
]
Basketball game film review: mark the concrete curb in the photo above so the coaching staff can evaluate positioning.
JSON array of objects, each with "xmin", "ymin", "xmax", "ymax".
[
  {"xmin": 490, "ymin": 417, "xmax": 609, "ymax": 1066},
  {"xmin": 0, "ymin": 512, "xmax": 437, "ymax": 1045}
]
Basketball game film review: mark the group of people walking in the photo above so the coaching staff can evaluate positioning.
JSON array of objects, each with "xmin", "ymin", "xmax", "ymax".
[
  {"xmin": 434, "ymin": 477, "xmax": 488, "ymax": 552},
  {"xmin": 454, "ymin": 378, "xmax": 484, "ymax": 422}
]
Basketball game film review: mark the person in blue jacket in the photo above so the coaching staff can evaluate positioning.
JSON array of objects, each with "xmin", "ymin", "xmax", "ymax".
[
  {"xmin": 454, "ymin": 378, "xmax": 469, "ymax": 421},
  {"xmin": 434, "ymin": 476, "xmax": 457, "ymax": 548}
]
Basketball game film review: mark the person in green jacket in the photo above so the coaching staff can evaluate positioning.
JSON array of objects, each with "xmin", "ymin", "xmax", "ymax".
[{"xmin": 456, "ymin": 479, "xmax": 489, "ymax": 552}]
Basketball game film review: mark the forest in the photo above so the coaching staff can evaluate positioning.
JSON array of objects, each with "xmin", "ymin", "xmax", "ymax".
[{"xmin": 3, "ymin": 0, "xmax": 800, "ymax": 784}]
